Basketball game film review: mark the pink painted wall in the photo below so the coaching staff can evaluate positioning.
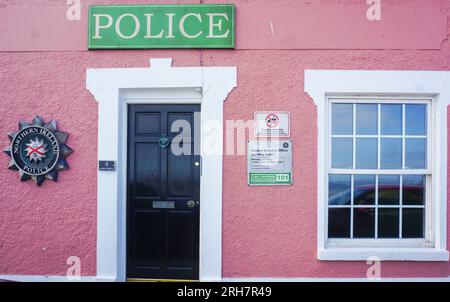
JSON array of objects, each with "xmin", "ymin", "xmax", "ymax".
[
  {"xmin": 0, "ymin": 0, "xmax": 449, "ymax": 278},
  {"xmin": 0, "ymin": 1, "xmax": 447, "ymax": 51}
]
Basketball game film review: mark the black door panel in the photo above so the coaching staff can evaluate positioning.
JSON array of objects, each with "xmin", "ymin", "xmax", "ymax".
[
  {"xmin": 134, "ymin": 143, "xmax": 161, "ymax": 198},
  {"xmin": 127, "ymin": 104, "xmax": 200, "ymax": 280}
]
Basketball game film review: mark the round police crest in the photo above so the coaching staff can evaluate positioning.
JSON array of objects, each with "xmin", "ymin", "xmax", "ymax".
[{"xmin": 4, "ymin": 116, "xmax": 73, "ymax": 186}]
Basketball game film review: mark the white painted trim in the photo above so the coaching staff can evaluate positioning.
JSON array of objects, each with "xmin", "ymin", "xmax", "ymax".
[
  {"xmin": 2, "ymin": 275, "xmax": 449, "ymax": 282},
  {"xmin": 318, "ymin": 247, "xmax": 449, "ymax": 261},
  {"xmin": 305, "ymin": 70, "xmax": 450, "ymax": 261},
  {"xmin": 0, "ymin": 275, "xmax": 100, "ymax": 282},
  {"xmin": 223, "ymin": 277, "xmax": 450, "ymax": 282},
  {"xmin": 86, "ymin": 58, "xmax": 237, "ymax": 282}
]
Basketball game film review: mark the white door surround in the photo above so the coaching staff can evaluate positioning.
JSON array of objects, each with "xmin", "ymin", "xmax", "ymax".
[{"xmin": 86, "ymin": 58, "xmax": 237, "ymax": 281}]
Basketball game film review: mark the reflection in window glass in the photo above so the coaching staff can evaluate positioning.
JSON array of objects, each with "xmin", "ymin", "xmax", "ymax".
[
  {"xmin": 405, "ymin": 138, "xmax": 426, "ymax": 169},
  {"xmin": 328, "ymin": 175, "xmax": 351, "ymax": 206},
  {"xmin": 380, "ymin": 138, "xmax": 402, "ymax": 169},
  {"xmin": 328, "ymin": 208, "xmax": 350, "ymax": 238},
  {"xmin": 356, "ymin": 104, "xmax": 377, "ymax": 135},
  {"xmin": 378, "ymin": 175, "xmax": 400, "ymax": 205},
  {"xmin": 353, "ymin": 208, "xmax": 375, "ymax": 238},
  {"xmin": 402, "ymin": 208, "xmax": 424, "ymax": 238},
  {"xmin": 332, "ymin": 138, "xmax": 353, "ymax": 168},
  {"xmin": 381, "ymin": 104, "xmax": 402, "ymax": 135},
  {"xmin": 332, "ymin": 104, "xmax": 353, "ymax": 135},
  {"xmin": 355, "ymin": 138, "xmax": 377, "ymax": 169},
  {"xmin": 405, "ymin": 104, "xmax": 426, "ymax": 135},
  {"xmin": 378, "ymin": 208, "xmax": 400, "ymax": 238},
  {"xmin": 329, "ymin": 101, "xmax": 429, "ymax": 241},
  {"xmin": 354, "ymin": 175, "xmax": 375, "ymax": 206},
  {"xmin": 403, "ymin": 175, "xmax": 425, "ymax": 206}
]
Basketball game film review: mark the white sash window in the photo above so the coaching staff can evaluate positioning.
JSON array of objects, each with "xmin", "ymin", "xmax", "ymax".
[
  {"xmin": 328, "ymin": 99, "xmax": 431, "ymax": 243},
  {"xmin": 305, "ymin": 70, "xmax": 450, "ymax": 261}
]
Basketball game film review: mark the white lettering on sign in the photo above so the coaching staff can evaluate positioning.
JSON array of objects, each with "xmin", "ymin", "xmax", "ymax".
[
  {"xmin": 92, "ymin": 14, "xmax": 113, "ymax": 39},
  {"xmin": 179, "ymin": 13, "xmax": 203, "ymax": 39},
  {"xmin": 144, "ymin": 14, "xmax": 163, "ymax": 38},
  {"xmin": 92, "ymin": 12, "xmax": 231, "ymax": 41},
  {"xmin": 115, "ymin": 14, "xmax": 140, "ymax": 39},
  {"xmin": 207, "ymin": 13, "xmax": 230, "ymax": 38},
  {"xmin": 166, "ymin": 13, "xmax": 176, "ymax": 38}
]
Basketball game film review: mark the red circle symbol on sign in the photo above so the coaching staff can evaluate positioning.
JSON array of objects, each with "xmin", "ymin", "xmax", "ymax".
[{"xmin": 265, "ymin": 114, "xmax": 279, "ymax": 128}]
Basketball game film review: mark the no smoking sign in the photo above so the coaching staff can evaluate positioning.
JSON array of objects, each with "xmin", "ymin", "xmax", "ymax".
[{"xmin": 254, "ymin": 111, "xmax": 290, "ymax": 137}]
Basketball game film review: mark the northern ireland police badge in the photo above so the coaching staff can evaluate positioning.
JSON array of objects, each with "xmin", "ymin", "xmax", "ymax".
[{"xmin": 4, "ymin": 116, "xmax": 73, "ymax": 186}]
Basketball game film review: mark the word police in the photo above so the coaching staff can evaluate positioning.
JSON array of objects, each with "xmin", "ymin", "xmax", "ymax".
[{"xmin": 92, "ymin": 12, "xmax": 230, "ymax": 40}]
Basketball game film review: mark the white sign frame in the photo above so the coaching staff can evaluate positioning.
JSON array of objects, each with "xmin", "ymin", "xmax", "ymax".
[
  {"xmin": 254, "ymin": 111, "xmax": 290, "ymax": 138},
  {"xmin": 247, "ymin": 140, "xmax": 292, "ymax": 186}
]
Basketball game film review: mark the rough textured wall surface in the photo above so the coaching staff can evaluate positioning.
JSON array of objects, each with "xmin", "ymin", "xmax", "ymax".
[
  {"xmin": 0, "ymin": 0, "xmax": 449, "ymax": 278},
  {"xmin": 217, "ymin": 48, "xmax": 450, "ymax": 278},
  {"xmin": 0, "ymin": 50, "xmax": 201, "ymax": 276}
]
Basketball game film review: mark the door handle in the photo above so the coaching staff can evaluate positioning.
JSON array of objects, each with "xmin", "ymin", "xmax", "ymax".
[
  {"xmin": 187, "ymin": 200, "xmax": 199, "ymax": 208},
  {"xmin": 195, "ymin": 156, "xmax": 202, "ymax": 175}
]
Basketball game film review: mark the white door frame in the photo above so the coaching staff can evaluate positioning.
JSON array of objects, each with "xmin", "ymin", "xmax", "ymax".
[{"xmin": 86, "ymin": 58, "xmax": 237, "ymax": 281}]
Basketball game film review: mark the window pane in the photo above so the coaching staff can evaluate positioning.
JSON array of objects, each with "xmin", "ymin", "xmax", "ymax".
[
  {"xmin": 403, "ymin": 175, "xmax": 425, "ymax": 206},
  {"xmin": 356, "ymin": 104, "xmax": 378, "ymax": 135},
  {"xmin": 354, "ymin": 175, "xmax": 375, "ymax": 206},
  {"xmin": 378, "ymin": 208, "xmax": 400, "ymax": 238},
  {"xmin": 356, "ymin": 138, "xmax": 377, "ymax": 169},
  {"xmin": 332, "ymin": 138, "xmax": 353, "ymax": 168},
  {"xmin": 328, "ymin": 208, "xmax": 350, "ymax": 238},
  {"xmin": 328, "ymin": 175, "xmax": 351, "ymax": 206},
  {"xmin": 381, "ymin": 104, "xmax": 402, "ymax": 135},
  {"xmin": 380, "ymin": 138, "xmax": 402, "ymax": 169},
  {"xmin": 353, "ymin": 208, "xmax": 375, "ymax": 238},
  {"xmin": 332, "ymin": 104, "xmax": 353, "ymax": 135},
  {"xmin": 378, "ymin": 175, "xmax": 400, "ymax": 205},
  {"xmin": 402, "ymin": 208, "xmax": 424, "ymax": 238},
  {"xmin": 405, "ymin": 138, "xmax": 426, "ymax": 169},
  {"xmin": 405, "ymin": 104, "xmax": 426, "ymax": 135}
]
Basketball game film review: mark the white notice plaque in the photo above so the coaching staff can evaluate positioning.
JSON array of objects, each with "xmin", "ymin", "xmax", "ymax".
[
  {"xmin": 254, "ymin": 112, "xmax": 290, "ymax": 138},
  {"xmin": 248, "ymin": 140, "xmax": 292, "ymax": 185}
]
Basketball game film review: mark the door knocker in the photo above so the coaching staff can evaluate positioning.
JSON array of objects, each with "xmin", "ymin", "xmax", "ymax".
[{"xmin": 159, "ymin": 135, "xmax": 170, "ymax": 149}]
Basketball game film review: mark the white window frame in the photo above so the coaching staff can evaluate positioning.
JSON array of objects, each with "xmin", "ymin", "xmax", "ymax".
[
  {"xmin": 305, "ymin": 70, "xmax": 450, "ymax": 261},
  {"xmin": 327, "ymin": 97, "xmax": 432, "ymax": 244}
]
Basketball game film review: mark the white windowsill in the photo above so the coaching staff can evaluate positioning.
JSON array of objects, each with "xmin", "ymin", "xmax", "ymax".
[{"xmin": 318, "ymin": 247, "xmax": 449, "ymax": 261}]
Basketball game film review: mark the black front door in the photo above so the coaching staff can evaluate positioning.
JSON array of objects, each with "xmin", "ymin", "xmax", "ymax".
[{"xmin": 127, "ymin": 104, "xmax": 200, "ymax": 280}]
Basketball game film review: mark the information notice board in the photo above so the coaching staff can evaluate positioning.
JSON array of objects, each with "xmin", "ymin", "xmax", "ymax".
[{"xmin": 247, "ymin": 140, "xmax": 292, "ymax": 185}]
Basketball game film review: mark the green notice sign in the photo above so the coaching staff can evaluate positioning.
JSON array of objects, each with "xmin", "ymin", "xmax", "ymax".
[
  {"xmin": 247, "ymin": 140, "xmax": 293, "ymax": 186},
  {"xmin": 88, "ymin": 4, "xmax": 235, "ymax": 49},
  {"xmin": 249, "ymin": 173, "xmax": 292, "ymax": 185}
]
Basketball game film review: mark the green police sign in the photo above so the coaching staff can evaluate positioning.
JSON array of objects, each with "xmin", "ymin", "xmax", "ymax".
[{"xmin": 88, "ymin": 4, "xmax": 235, "ymax": 49}]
